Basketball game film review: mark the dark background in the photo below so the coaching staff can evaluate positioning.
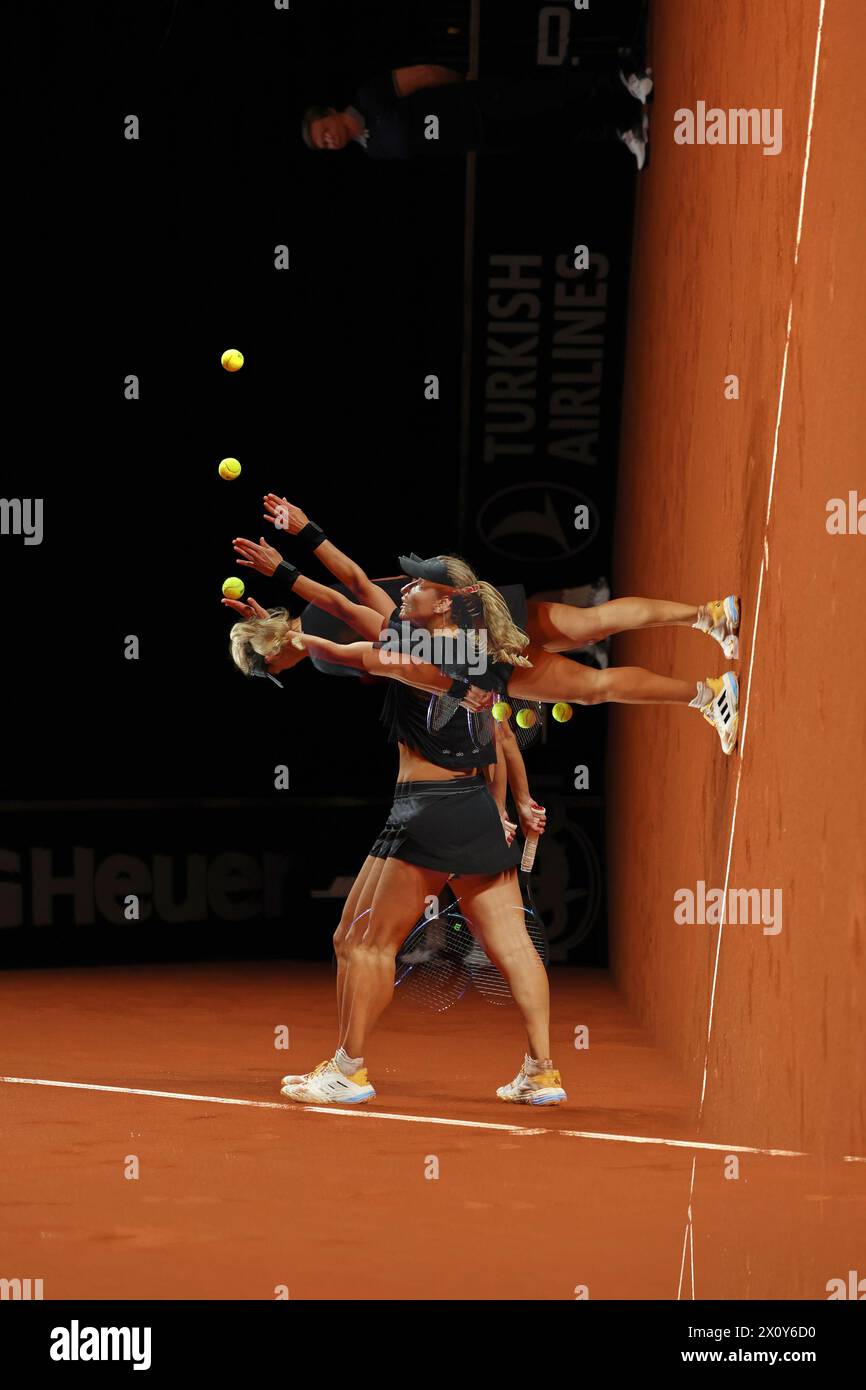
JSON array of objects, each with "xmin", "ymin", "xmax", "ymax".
[{"xmin": 3, "ymin": 1, "xmax": 646, "ymax": 965}]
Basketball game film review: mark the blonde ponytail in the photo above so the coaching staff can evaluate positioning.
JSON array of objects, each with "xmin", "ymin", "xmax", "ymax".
[{"xmin": 439, "ymin": 556, "xmax": 533, "ymax": 667}]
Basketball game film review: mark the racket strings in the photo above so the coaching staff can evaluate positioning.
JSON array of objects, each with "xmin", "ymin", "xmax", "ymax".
[
  {"xmin": 394, "ymin": 895, "xmax": 550, "ymax": 1011},
  {"xmin": 394, "ymin": 905, "xmax": 474, "ymax": 1011},
  {"xmin": 427, "ymin": 694, "xmax": 494, "ymax": 753},
  {"xmin": 426, "ymin": 694, "xmax": 542, "ymax": 754},
  {"xmin": 506, "ymin": 697, "xmax": 546, "ymax": 752}
]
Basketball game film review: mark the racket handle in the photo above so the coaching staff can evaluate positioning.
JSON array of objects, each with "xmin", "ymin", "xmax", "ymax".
[
  {"xmin": 521, "ymin": 834, "xmax": 539, "ymax": 872},
  {"xmin": 520, "ymin": 805, "xmax": 545, "ymax": 871}
]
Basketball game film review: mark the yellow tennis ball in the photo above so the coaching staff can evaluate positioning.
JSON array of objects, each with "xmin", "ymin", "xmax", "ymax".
[
  {"xmin": 552, "ymin": 702, "xmax": 573, "ymax": 723},
  {"xmin": 218, "ymin": 457, "xmax": 242, "ymax": 480},
  {"xmin": 492, "ymin": 701, "xmax": 512, "ymax": 723},
  {"xmin": 516, "ymin": 707, "xmax": 537, "ymax": 729},
  {"xmin": 221, "ymin": 348, "xmax": 244, "ymax": 372},
  {"xmin": 222, "ymin": 577, "xmax": 245, "ymax": 600}
]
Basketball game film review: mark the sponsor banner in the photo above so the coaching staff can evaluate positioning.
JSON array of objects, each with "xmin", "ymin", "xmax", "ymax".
[
  {"xmin": 0, "ymin": 805, "xmax": 380, "ymax": 949},
  {"xmin": 456, "ymin": 0, "xmax": 645, "ymax": 959},
  {"xmin": 0, "ymin": 798, "xmax": 604, "ymax": 966},
  {"xmin": 465, "ymin": 180, "xmax": 633, "ymax": 588},
  {"xmin": 464, "ymin": 0, "xmax": 643, "ymax": 587}
]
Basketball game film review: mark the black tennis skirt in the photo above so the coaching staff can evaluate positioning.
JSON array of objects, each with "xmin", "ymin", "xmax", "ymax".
[{"xmin": 369, "ymin": 774, "xmax": 520, "ymax": 876}]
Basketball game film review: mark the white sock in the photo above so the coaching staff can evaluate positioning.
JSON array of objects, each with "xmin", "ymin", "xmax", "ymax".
[
  {"xmin": 524, "ymin": 1054, "xmax": 553, "ymax": 1075},
  {"xmin": 692, "ymin": 604, "xmax": 716, "ymax": 635},
  {"xmin": 689, "ymin": 680, "xmax": 714, "ymax": 710},
  {"xmin": 335, "ymin": 1046, "xmax": 363, "ymax": 1076}
]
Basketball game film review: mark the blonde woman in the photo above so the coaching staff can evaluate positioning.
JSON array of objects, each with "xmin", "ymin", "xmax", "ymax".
[
  {"xmin": 224, "ymin": 553, "xmax": 560, "ymax": 1109},
  {"xmin": 258, "ymin": 496, "xmax": 741, "ymax": 755}
]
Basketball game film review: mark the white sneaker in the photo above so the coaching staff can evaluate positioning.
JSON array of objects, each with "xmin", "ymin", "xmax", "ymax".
[
  {"xmin": 699, "ymin": 673, "xmax": 740, "ymax": 756},
  {"xmin": 695, "ymin": 595, "xmax": 740, "ymax": 660},
  {"xmin": 496, "ymin": 1056, "xmax": 567, "ymax": 1106},
  {"xmin": 618, "ymin": 124, "xmax": 647, "ymax": 171},
  {"xmin": 280, "ymin": 1057, "xmax": 376, "ymax": 1105},
  {"xmin": 280, "ymin": 1058, "xmax": 344, "ymax": 1087},
  {"xmin": 620, "ymin": 67, "xmax": 654, "ymax": 104}
]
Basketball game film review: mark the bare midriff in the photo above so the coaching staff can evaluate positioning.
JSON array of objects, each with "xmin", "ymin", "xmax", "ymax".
[{"xmin": 396, "ymin": 743, "xmax": 482, "ymax": 784}]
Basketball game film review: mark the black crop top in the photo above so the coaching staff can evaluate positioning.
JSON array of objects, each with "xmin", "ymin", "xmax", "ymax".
[{"xmin": 378, "ymin": 609, "xmax": 498, "ymax": 770}]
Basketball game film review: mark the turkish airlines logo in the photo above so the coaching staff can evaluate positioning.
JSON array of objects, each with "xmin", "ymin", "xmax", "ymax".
[{"xmin": 476, "ymin": 482, "xmax": 599, "ymax": 562}]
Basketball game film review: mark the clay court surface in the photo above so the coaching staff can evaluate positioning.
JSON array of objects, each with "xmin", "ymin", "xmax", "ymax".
[{"xmin": 3, "ymin": 0, "xmax": 864, "ymax": 1299}]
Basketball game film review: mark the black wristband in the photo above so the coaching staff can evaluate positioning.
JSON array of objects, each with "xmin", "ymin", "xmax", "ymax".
[
  {"xmin": 447, "ymin": 678, "xmax": 469, "ymax": 699},
  {"xmin": 275, "ymin": 559, "xmax": 300, "ymax": 590},
  {"xmin": 294, "ymin": 521, "xmax": 327, "ymax": 551}
]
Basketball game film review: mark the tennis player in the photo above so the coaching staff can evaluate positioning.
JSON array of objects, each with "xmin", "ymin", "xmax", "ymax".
[
  {"xmin": 255, "ymin": 497, "xmax": 741, "ymax": 755},
  {"xmin": 225, "ymin": 544, "xmax": 563, "ymax": 1108}
]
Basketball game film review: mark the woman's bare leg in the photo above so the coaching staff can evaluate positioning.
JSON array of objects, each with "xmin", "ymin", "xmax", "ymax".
[
  {"xmin": 456, "ymin": 870, "xmax": 551, "ymax": 1060},
  {"xmin": 510, "ymin": 646, "xmax": 696, "ymax": 706},
  {"xmin": 525, "ymin": 597, "xmax": 700, "ymax": 653},
  {"xmin": 340, "ymin": 858, "xmax": 450, "ymax": 1059},
  {"xmin": 333, "ymin": 855, "xmax": 387, "ymax": 1037}
]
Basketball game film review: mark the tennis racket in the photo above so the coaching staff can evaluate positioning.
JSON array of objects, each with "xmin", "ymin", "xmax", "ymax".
[
  {"xmin": 507, "ymin": 698, "xmax": 546, "ymax": 753},
  {"xmin": 521, "ymin": 836, "xmax": 539, "ymax": 871},
  {"xmin": 426, "ymin": 692, "xmax": 545, "ymax": 756},
  {"xmin": 427, "ymin": 692, "xmax": 494, "ymax": 755},
  {"xmin": 520, "ymin": 804, "xmax": 545, "ymax": 872},
  {"xmin": 467, "ymin": 873, "xmax": 550, "ymax": 1007},
  {"xmin": 394, "ymin": 893, "xmax": 473, "ymax": 1011}
]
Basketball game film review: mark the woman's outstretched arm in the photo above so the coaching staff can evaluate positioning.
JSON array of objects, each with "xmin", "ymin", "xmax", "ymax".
[
  {"xmin": 261, "ymin": 494, "xmax": 396, "ymax": 619},
  {"xmin": 300, "ymin": 634, "xmax": 491, "ymax": 708},
  {"xmin": 233, "ymin": 536, "xmax": 386, "ymax": 640}
]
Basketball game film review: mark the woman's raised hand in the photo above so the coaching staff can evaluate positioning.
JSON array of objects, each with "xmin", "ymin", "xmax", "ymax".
[
  {"xmin": 221, "ymin": 594, "xmax": 271, "ymax": 621},
  {"xmin": 263, "ymin": 494, "xmax": 308, "ymax": 535},
  {"xmin": 232, "ymin": 536, "xmax": 283, "ymax": 576}
]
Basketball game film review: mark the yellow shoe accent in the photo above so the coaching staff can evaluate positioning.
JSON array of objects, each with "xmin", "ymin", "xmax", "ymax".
[
  {"xmin": 348, "ymin": 1068, "xmax": 368, "ymax": 1086},
  {"xmin": 306, "ymin": 1059, "xmax": 332, "ymax": 1078}
]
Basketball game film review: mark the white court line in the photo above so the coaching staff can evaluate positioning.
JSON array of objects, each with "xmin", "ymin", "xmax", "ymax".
[
  {"xmin": 0, "ymin": 1077, "xmax": 542, "ymax": 1135},
  {"xmin": 697, "ymin": 0, "xmax": 827, "ymax": 1119},
  {"xmin": 555, "ymin": 1125, "xmax": 804, "ymax": 1156},
  {"xmin": 0, "ymin": 1075, "xmax": 819, "ymax": 1156},
  {"xmin": 676, "ymin": 1218, "xmax": 691, "ymax": 1299},
  {"xmin": 742, "ymin": 0, "xmax": 826, "ymax": 757},
  {"xmin": 678, "ymin": 1162, "xmax": 697, "ymax": 1301},
  {"xmin": 698, "ymin": 767, "xmax": 743, "ymax": 1116},
  {"xmin": 683, "ymin": 0, "xmax": 828, "ymax": 1294}
]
